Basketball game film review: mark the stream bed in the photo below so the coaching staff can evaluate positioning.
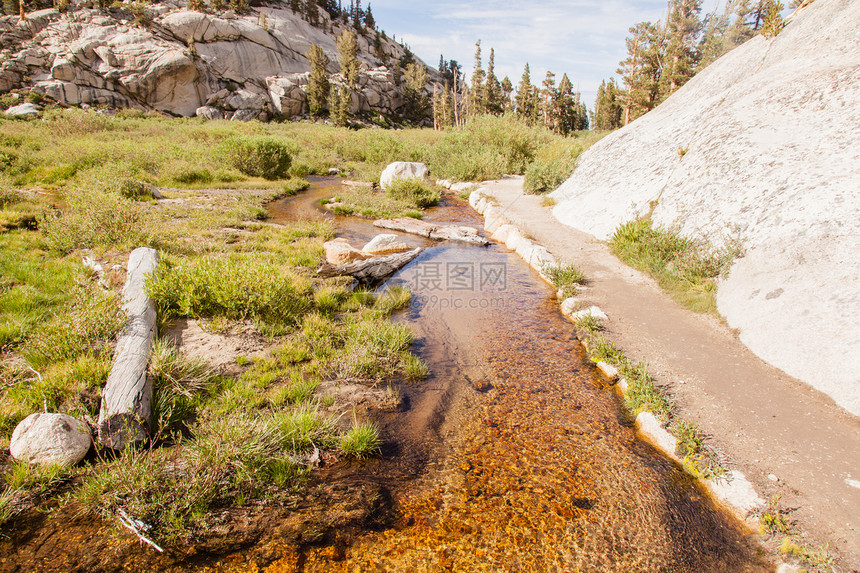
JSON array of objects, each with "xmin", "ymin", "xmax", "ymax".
[
  {"xmin": 267, "ymin": 179, "xmax": 771, "ymax": 572},
  {"xmin": 0, "ymin": 179, "xmax": 772, "ymax": 572}
]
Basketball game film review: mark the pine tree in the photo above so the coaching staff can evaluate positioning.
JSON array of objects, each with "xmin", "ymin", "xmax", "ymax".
[
  {"xmin": 403, "ymin": 62, "xmax": 430, "ymax": 122},
  {"xmin": 617, "ymin": 21, "xmax": 662, "ymax": 124},
  {"xmin": 500, "ymin": 76, "xmax": 513, "ymax": 113},
  {"xmin": 353, "ymin": 0, "xmax": 362, "ymax": 29},
  {"xmin": 697, "ymin": 6, "xmax": 731, "ymax": 68},
  {"xmin": 442, "ymin": 83, "xmax": 454, "ymax": 127},
  {"xmin": 329, "ymin": 85, "xmax": 351, "ymax": 126},
  {"xmin": 540, "ymin": 70, "xmax": 557, "ymax": 130},
  {"xmin": 554, "ymin": 73, "xmax": 575, "ymax": 134},
  {"xmin": 364, "ymin": 2, "xmax": 374, "ymax": 29},
  {"xmin": 515, "ymin": 63, "xmax": 538, "ymax": 122},
  {"xmin": 336, "ymin": 29, "xmax": 359, "ymax": 89},
  {"xmin": 469, "ymin": 40, "xmax": 486, "ymax": 116},
  {"xmin": 305, "ymin": 43, "xmax": 330, "ymax": 117},
  {"xmin": 660, "ymin": 0, "xmax": 703, "ymax": 97},
  {"xmin": 593, "ymin": 78, "xmax": 623, "ymax": 130},
  {"xmin": 305, "ymin": 0, "xmax": 319, "ymax": 25},
  {"xmin": 484, "ymin": 48, "xmax": 503, "ymax": 115},
  {"xmin": 760, "ymin": 0, "xmax": 785, "ymax": 37},
  {"xmin": 432, "ymin": 83, "xmax": 441, "ymax": 130}
]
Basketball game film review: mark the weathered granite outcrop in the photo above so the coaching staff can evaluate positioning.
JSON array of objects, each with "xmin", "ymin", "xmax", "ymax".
[
  {"xmin": 0, "ymin": 2, "xmax": 435, "ymax": 119},
  {"xmin": 551, "ymin": 0, "xmax": 860, "ymax": 416}
]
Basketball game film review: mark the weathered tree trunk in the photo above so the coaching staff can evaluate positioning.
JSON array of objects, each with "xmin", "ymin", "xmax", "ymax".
[
  {"xmin": 317, "ymin": 247, "xmax": 423, "ymax": 285},
  {"xmin": 374, "ymin": 218, "xmax": 489, "ymax": 245},
  {"xmin": 98, "ymin": 247, "xmax": 159, "ymax": 450}
]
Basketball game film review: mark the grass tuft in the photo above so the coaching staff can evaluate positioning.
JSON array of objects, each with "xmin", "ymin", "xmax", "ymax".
[
  {"xmin": 339, "ymin": 419, "xmax": 381, "ymax": 458},
  {"xmin": 543, "ymin": 263, "xmax": 585, "ymax": 299},
  {"xmin": 610, "ymin": 218, "xmax": 743, "ymax": 316}
]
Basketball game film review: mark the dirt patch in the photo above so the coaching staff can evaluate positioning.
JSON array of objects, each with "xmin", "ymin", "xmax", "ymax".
[{"xmin": 162, "ymin": 319, "xmax": 268, "ymax": 375}]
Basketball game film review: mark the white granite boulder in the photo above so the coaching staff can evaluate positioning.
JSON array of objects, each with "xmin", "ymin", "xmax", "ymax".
[
  {"xmin": 10, "ymin": 413, "xmax": 91, "ymax": 467},
  {"xmin": 550, "ymin": 0, "xmax": 860, "ymax": 416},
  {"xmin": 362, "ymin": 234, "xmax": 410, "ymax": 255},
  {"xmin": 379, "ymin": 162, "xmax": 429, "ymax": 190},
  {"xmin": 4, "ymin": 103, "xmax": 39, "ymax": 118}
]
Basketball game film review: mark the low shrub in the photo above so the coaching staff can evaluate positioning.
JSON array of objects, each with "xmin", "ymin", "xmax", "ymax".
[
  {"xmin": 22, "ymin": 287, "xmax": 125, "ymax": 369},
  {"xmin": 41, "ymin": 191, "xmax": 152, "ymax": 253},
  {"xmin": 384, "ymin": 178, "xmax": 440, "ymax": 208},
  {"xmin": 145, "ymin": 253, "xmax": 314, "ymax": 327},
  {"xmin": 610, "ymin": 218, "xmax": 742, "ymax": 315},
  {"xmin": 218, "ymin": 136, "xmax": 292, "ymax": 180}
]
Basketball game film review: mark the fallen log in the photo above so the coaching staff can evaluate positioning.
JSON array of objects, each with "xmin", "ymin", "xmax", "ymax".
[
  {"xmin": 317, "ymin": 247, "xmax": 423, "ymax": 285},
  {"xmin": 98, "ymin": 247, "xmax": 159, "ymax": 450},
  {"xmin": 373, "ymin": 218, "xmax": 489, "ymax": 246}
]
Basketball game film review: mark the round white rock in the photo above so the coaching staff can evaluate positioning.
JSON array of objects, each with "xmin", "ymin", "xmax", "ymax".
[{"xmin": 10, "ymin": 413, "xmax": 92, "ymax": 467}]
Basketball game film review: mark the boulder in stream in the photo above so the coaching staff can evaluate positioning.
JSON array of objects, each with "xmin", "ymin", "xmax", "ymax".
[
  {"xmin": 379, "ymin": 162, "xmax": 429, "ymax": 190},
  {"xmin": 363, "ymin": 234, "xmax": 410, "ymax": 255},
  {"xmin": 324, "ymin": 238, "xmax": 371, "ymax": 265}
]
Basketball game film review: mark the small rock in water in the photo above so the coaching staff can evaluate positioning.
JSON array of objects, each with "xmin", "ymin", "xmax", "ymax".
[
  {"xmin": 471, "ymin": 379, "xmax": 493, "ymax": 393},
  {"xmin": 10, "ymin": 413, "xmax": 91, "ymax": 467}
]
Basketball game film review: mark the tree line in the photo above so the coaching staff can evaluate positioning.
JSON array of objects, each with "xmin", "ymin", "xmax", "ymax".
[
  {"xmin": 593, "ymin": 0, "xmax": 790, "ymax": 130},
  {"xmin": 432, "ymin": 41, "xmax": 589, "ymax": 135}
]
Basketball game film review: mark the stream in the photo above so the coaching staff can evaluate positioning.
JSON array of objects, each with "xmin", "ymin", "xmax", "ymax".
[
  {"xmin": 0, "ymin": 179, "xmax": 771, "ymax": 572},
  {"xmin": 268, "ymin": 179, "xmax": 771, "ymax": 572}
]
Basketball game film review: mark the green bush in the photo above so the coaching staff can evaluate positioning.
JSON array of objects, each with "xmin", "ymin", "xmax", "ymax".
[
  {"xmin": 384, "ymin": 178, "xmax": 440, "ymax": 208},
  {"xmin": 428, "ymin": 115, "xmax": 552, "ymax": 181},
  {"xmin": 145, "ymin": 253, "xmax": 314, "ymax": 327},
  {"xmin": 524, "ymin": 140, "xmax": 579, "ymax": 194},
  {"xmin": 41, "ymin": 190, "xmax": 152, "ymax": 253},
  {"xmin": 218, "ymin": 136, "xmax": 292, "ymax": 180}
]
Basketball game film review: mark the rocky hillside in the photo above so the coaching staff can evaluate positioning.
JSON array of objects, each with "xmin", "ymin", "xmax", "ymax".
[
  {"xmin": 551, "ymin": 0, "xmax": 860, "ymax": 416},
  {"xmin": 0, "ymin": 0, "xmax": 434, "ymax": 121}
]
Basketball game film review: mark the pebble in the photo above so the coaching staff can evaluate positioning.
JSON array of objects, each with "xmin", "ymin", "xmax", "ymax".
[{"xmin": 768, "ymin": 473, "xmax": 779, "ymax": 482}]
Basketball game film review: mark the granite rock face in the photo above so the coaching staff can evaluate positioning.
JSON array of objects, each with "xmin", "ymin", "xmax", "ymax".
[
  {"xmin": 0, "ymin": 2, "xmax": 435, "ymax": 119},
  {"xmin": 551, "ymin": 0, "xmax": 860, "ymax": 416}
]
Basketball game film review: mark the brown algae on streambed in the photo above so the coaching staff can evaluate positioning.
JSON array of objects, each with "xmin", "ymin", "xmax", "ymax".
[{"xmin": 1, "ymin": 179, "xmax": 771, "ymax": 572}]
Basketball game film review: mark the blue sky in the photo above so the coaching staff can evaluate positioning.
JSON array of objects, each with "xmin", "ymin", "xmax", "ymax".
[{"xmin": 367, "ymin": 0, "xmax": 722, "ymax": 108}]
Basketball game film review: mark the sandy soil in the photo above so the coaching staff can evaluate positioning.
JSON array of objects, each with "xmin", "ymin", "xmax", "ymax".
[{"xmin": 482, "ymin": 176, "xmax": 860, "ymax": 569}]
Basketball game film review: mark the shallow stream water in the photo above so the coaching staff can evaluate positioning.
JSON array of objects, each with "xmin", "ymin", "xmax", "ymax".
[
  {"xmin": 0, "ymin": 180, "xmax": 771, "ymax": 572},
  {"xmin": 267, "ymin": 179, "xmax": 770, "ymax": 572}
]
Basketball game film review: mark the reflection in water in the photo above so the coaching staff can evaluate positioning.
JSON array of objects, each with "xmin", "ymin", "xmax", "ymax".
[{"xmin": 267, "ymin": 181, "xmax": 769, "ymax": 572}]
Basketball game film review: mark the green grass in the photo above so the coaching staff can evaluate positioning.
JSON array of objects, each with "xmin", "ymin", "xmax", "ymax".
[
  {"xmin": 328, "ymin": 183, "xmax": 429, "ymax": 219},
  {"xmin": 384, "ymin": 178, "xmax": 440, "ymax": 209},
  {"xmin": 543, "ymin": 263, "xmax": 585, "ymax": 299},
  {"xmin": 0, "ymin": 488, "xmax": 14, "ymax": 527},
  {"xmin": 523, "ymin": 132, "xmax": 606, "ymax": 194},
  {"xmin": 610, "ymin": 218, "xmax": 742, "ymax": 316},
  {"xmin": 573, "ymin": 314, "xmax": 601, "ymax": 333},
  {"xmin": 0, "ymin": 230, "xmax": 80, "ymax": 350},
  {"xmin": 339, "ymin": 419, "xmax": 381, "ymax": 458},
  {"xmin": 149, "ymin": 339, "xmax": 216, "ymax": 441},
  {"xmin": 671, "ymin": 419, "xmax": 725, "ymax": 479}
]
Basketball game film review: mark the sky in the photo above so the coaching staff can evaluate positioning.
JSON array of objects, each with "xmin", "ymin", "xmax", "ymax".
[{"xmin": 366, "ymin": 0, "xmax": 722, "ymax": 108}]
